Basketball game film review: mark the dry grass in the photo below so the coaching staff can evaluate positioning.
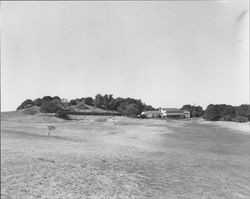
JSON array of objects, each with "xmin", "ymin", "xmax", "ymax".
[{"xmin": 1, "ymin": 112, "xmax": 250, "ymax": 199}]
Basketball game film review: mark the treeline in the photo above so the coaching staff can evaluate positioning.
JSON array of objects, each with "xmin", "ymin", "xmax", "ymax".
[
  {"xmin": 180, "ymin": 104, "xmax": 250, "ymax": 122},
  {"xmin": 17, "ymin": 96, "xmax": 250, "ymax": 122},
  {"xmin": 17, "ymin": 94, "xmax": 156, "ymax": 116},
  {"xmin": 17, "ymin": 96, "xmax": 69, "ymax": 114},
  {"xmin": 180, "ymin": 105, "xmax": 204, "ymax": 118},
  {"xmin": 204, "ymin": 104, "xmax": 250, "ymax": 122},
  {"xmin": 69, "ymin": 94, "xmax": 156, "ymax": 114}
]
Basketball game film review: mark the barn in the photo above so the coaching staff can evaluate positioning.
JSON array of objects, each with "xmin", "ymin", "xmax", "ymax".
[
  {"xmin": 141, "ymin": 110, "xmax": 161, "ymax": 118},
  {"xmin": 160, "ymin": 108, "xmax": 190, "ymax": 118},
  {"xmin": 141, "ymin": 108, "xmax": 190, "ymax": 119}
]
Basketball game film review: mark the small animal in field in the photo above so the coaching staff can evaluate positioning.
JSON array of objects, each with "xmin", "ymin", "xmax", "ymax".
[{"xmin": 47, "ymin": 126, "xmax": 56, "ymax": 136}]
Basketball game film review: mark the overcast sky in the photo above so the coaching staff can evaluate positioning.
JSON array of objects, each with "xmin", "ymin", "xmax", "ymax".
[{"xmin": 1, "ymin": 1, "xmax": 249, "ymax": 111}]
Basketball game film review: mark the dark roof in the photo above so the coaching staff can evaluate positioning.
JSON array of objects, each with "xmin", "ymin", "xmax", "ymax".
[
  {"xmin": 166, "ymin": 112, "xmax": 184, "ymax": 116},
  {"xmin": 142, "ymin": 110, "xmax": 160, "ymax": 114}
]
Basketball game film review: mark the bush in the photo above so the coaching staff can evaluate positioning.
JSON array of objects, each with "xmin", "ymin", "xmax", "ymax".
[
  {"xmin": 66, "ymin": 111, "xmax": 122, "ymax": 116},
  {"xmin": 232, "ymin": 116, "xmax": 248, "ymax": 123},
  {"xmin": 55, "ymin": 111, "xmax": 71, "ymax": 120},
  {"xmin": 219, "ymin": 114, "xmax": 234, "ymax": 121},
  {"xmin": 75, "ymin": 103, "xmax": 89, "ymax": 110},
  {"xmin": 22, "ymin": 107, "xmax": 40, "ymax": 115}
]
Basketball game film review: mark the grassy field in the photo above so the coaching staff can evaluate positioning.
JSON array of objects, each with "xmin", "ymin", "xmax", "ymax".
[{"xmin": 1, "ymin": 111, "xmax": 250, "ymax": 199}]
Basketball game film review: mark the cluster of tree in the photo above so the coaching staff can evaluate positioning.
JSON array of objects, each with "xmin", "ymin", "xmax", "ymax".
[
  {"xmin": 204, "ymin": 104, "xmax": 250, "ymax": 122},
  {"xmin": 180, "ymin": 105, "xmax": 204, "ymax": 118},
  {"xmin": 17, "ymin": 96, "xmax": 59, "ymax": 110},
  {"xmin": 69, "ymin": 97, "xmax": 93, "ymax": 106},
  {"xmin": 70, "ymin": 94, "xmax": 155, "ymax": 116},
  {"xmin": 17, "ymin": 94, "xmax": 155, "ymax": 116},
  {"xmin": 17, "ymin": 96, "xmax": 70, "ymax": 113}
]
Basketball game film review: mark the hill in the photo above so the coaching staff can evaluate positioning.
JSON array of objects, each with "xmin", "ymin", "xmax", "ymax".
[
  {"xmin": 16, "ymin": 94, "xmax": 156, "ymax": 117},
  {"xmin": 1, "ymin": 110, "xmax": 250, "ymax": 198}
]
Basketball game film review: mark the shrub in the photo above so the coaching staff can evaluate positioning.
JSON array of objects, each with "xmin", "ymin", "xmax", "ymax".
[
  {"xmin": 232, "ymin": 116, "xmax": 248, "ymax": 123},
  {"xmin": 66, "ymin": 111, "xmax": 122, "ymax": 116},
  {"xmin": 75, "ymin": 103, "xmax": 89, "ymax": 110},
  {"xmin": 55, "ymin": 111, "xmax": 71, "ymax": 120},
  {"xmin": 22, "ymin": 107, "xmax": 40, "ymax": 115},
  {"xmin": 219, "ymin": 114, "xmax": 234, "ymax": 121}
]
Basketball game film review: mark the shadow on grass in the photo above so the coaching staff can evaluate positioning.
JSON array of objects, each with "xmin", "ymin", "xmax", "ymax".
[{"xmin": 2, "ymin": 130, "xmax": 85, "ymax": 143}]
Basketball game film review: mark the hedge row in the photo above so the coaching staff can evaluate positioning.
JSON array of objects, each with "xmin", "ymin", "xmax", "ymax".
[{"xmin": 66, "ymin": 111, "xmax": 123, "ymax": 116}]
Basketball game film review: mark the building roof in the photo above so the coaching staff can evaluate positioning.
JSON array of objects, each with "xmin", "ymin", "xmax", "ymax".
[
  {"xmin": 161, "ymin": 108, "xmax": 183, "ymax": 113},
  {"xmin": 142, "ymin": 110, "xmax": 160, "ymax": 115},
  {"xmin": 166, "ymin": 112, "xmax": 184, "ymax": 116}
]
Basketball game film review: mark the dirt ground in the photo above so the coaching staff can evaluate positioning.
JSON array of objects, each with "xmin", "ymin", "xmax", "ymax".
[{"xmin": 1, "ymin": 112, "xmax": 250, "ymax": 199}]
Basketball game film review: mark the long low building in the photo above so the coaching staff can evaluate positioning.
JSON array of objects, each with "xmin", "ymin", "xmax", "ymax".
[{"xmin": 141, "ymin": 108, "xmax": 190, "ymax": 118}]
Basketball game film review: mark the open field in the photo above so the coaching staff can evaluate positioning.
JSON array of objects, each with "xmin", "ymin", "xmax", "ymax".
[{"xmin": 1, "ymin": 112, "xmax": 250, "ymax": 199}]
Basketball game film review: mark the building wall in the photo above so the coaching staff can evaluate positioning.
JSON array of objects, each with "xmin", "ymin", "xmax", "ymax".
[{"xmin": 183, "ymin": 111, "xmax": 190, "ymax": 118}]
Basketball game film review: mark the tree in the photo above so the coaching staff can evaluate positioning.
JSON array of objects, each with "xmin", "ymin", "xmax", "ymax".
[
  {"xmin": 17, "ymin": 99, "xmax": 34, "ymax": 110},
  {"xmin": 103, "ymin": 94, "xmax": 109, "ymax": 107},
  {"xmin": 34, "ymin": 98, "xmax": 42, "ymax": 107},
  {"xmin": 118, "ymin": 102, "xmax": 141, "ymax": 116},
  {"xmin": 41, "ymin": 96, "xmax": 53, "ymax": 103},
  {"xmin": 85, "ymin": 97, "xmax": 94, "ymax": 106},
  {"xmin": 109, "ymin": 97, "xmax": 125, "ymax": 111},
  {"xmin": 61, "ymin": 98, "xmax": 69, "ymax": 104},
  {"xmin": 181, "ymin": 104, "xmax": 204, "ymax": 117},
  {"xmin": 204, "ymin": 104, "xmax": 220, "ymax": 121},
  {"xmin": 69, "ymin": 99, "xmax": 78, "ymax": 105},
  {"xmin": 125, "ymin": 103, "xmax": 141, "ymax": 116},
  {"xmin": 236, "ymin": 104, "xmax": 250, "ymax": 120},
  {"xmin": 94, "ymin": 94, "xmax": 104, "ymax": 107},
  {"xmin": 52, "ymin": 96, "xmax": 61, "ymax": 101},
  {"xmin": 217, "ymin": 104, "xmax": 235, "ymax": 119},
  {"xmin": 232, "ymin": 115, "xmax": 248, "ymax": 123},
  {"xmin": 40, "ymin": 100, "xmax": 65, "ymax": 113},
  {"xmin": 143, "ymin": 105, "xmax": 155, "ymax": 111}
]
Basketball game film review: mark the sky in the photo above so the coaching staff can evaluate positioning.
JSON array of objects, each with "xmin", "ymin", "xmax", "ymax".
[{"xmin": 1, "ymin": 1, "xmax": 249, "ymax": 111}]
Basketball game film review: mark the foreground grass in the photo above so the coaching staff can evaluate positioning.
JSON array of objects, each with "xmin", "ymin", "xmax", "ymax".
[{"xmin": 1, "ymin": 112, "xmax": 250, "ymax": 199}]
